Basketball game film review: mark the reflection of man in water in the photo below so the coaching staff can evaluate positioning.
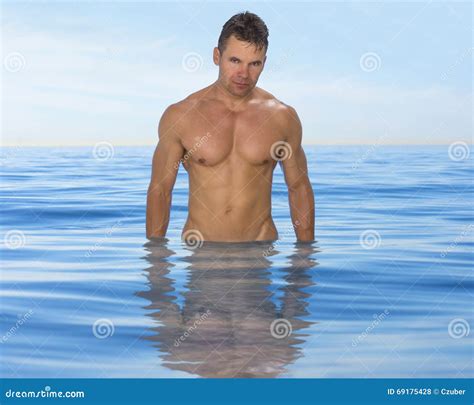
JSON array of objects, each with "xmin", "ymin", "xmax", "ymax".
[
  {"xmin": 138, "ymin": 240, "xmax": 317, "ymax": 377},
  {"xmin": 146, "ymin": 12, "xmax": 315, "ymax": 242}
]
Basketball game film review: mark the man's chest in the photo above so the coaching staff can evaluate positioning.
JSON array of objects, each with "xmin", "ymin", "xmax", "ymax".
[{"xmin": 179, "ymin": 108, "xmax": 284, "ymax": 167}]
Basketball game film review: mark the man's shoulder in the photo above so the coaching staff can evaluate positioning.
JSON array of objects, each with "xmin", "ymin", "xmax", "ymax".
[
  {"xmin": 253, "ymin": 89, "xmax": 302, "ymax": 144},
  {"xmin": 161, "ymin": 87, "xmax": 211, "ymax": 121},
  {"xmin": 162, "ymin": 97, "xmax": 196, "ymax": 119},
  {"xmin": 158, "ymin": 98, "xmax": 192, "ymax": 140},
  {"xmin": 255, "ymin": 87, "xmax": 298, "ymax": 118},
  {"xmin": 254, "ymin": 88, "xmax": 300, "ymax": 132},
  {"xmin": 159, "ymin": 91, "xmax": 204, "ymax": 136}
]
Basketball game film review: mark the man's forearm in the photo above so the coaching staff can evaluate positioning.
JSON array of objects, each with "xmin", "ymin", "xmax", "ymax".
[
  {"xmin": 146, "ymin": 186, "xmax": 172, "ymax": 239},
  {"xmin": 288, "ymin": 179, "xmax": 315, "ymax": 242}
]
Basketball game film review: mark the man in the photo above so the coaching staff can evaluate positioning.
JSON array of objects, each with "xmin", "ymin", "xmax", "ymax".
[{"xmin": 146, "ymin": 11, "xmax": 314, "ymax": 243}]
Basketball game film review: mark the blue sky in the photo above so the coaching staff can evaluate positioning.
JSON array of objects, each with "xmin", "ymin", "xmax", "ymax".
[{"xmin": 2, "ymin": 1, "xmax": 472, "ymax": 146}]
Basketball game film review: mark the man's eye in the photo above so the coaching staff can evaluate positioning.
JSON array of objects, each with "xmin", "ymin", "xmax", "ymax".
[
  {"xmin": 252, "ymin": 62, "xmax": 261, "ymax": 66},
  {"xmin": 231, "ymin": 58, "xmax": 239, "ymax": 63}
]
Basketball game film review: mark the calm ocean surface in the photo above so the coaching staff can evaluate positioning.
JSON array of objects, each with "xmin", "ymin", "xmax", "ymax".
[{"xmin": 1, "ymin": 145, "xmax": 472, "ymax": 378}]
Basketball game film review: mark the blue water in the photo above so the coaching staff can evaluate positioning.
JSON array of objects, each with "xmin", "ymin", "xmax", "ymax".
[{"xmin": 1, "ymin": 145, "xmax": 472, "ymax": 378}]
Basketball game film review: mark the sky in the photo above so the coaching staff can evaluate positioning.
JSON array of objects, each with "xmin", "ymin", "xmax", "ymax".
[{"xmin": 1, "ymin": 0, "xmax": 472, "ymax": 146}]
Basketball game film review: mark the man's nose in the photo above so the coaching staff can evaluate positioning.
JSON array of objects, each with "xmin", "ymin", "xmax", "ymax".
[{"xmin": 238, "ymin": 65, "xmax": 249, "ymax": 78}]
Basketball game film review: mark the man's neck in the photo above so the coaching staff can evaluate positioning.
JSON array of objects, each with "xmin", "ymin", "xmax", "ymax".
[{"xmin": 210, "ymin": 81, "xmax": 255, "ymax": 111}]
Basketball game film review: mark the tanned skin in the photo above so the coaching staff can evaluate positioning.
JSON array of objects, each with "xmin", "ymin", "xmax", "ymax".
[{"xmin": 146, "ymin": 35, "xmax": 314, "ymax": 242}]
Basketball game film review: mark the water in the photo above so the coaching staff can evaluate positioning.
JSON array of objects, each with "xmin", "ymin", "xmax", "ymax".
[{"xmin": 1, "ymin": 145, "xmax": 472, "ymax": 378}]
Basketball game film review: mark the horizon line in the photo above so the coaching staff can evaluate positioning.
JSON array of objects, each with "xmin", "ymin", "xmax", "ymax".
[{"xmin": 0, "ymin": 143, "xmax": 469, "ymax": 148}]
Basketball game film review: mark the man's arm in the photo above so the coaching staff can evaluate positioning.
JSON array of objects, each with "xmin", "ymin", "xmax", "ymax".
[
  {"xmin": 146, "ymin": 105, "xmax": 185, "ymax": 239},
  {"xmin": 279, "ymin": 107, "xmax": 315, "ymax": 242}
]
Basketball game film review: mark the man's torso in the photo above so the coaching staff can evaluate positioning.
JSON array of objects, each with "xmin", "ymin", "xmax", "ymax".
[{"xmin": 174, "ymin": 86, "xmax": 289, "ymax": 242}]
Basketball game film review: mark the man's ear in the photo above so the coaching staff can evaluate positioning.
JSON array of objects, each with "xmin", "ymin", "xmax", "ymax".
[{"xmin": 213, "ymin": 47, "xmax": 220, "ymax": 66}]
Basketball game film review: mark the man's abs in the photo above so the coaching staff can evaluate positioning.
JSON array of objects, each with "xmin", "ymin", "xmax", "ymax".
[{"xmin": 182, "ymin": 184, "xmax": 278, "ymax": 242}]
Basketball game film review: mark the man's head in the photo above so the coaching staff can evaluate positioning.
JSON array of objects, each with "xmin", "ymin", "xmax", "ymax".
[{"xmin": 213, "ymin": 12, "xmax": 269, "ymax": 98}]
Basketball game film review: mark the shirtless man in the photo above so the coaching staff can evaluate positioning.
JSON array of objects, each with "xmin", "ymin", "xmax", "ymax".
[{"xmin": 146, "ymin": 12, "xmax": 314, "ymax": 243}]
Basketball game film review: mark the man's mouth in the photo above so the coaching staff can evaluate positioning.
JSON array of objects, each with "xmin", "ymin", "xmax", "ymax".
[{"xmin": 233, "ymin": 81, "xmax": 249, "ymax": 86}]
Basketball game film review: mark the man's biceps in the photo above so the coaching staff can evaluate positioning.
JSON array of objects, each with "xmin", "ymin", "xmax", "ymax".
[
  {"xmin": 151, "ymin": 155, "xmax": 180, "ymax": 184},
  {"xmin": 281, "ymin": 160, "xmax": 297, "ymax": 181},
  {"xmin": 161, "ymin": 152, "xmax": 183, "ymax": 173},
  {"xmin": 157, "ymin": 141, "xmax": 184, "ymax": 163},
  {"xmin": 285, "ymin": 171, "xmax": 308, "ymax": 190},
  {"xmin": 283, "ymin": 155, "xmax": 308, "ymax": 178},
  {"xmin": 150, "ymin": 162, "xmax": 179, "ymax": 191},
  {"xmin": 280, "ymin": 154, "xmax": 299, "ymax": 172}
]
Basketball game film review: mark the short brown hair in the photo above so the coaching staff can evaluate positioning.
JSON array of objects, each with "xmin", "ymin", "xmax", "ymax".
[{"xmin": 218, "ymin": 12, "xmax": 269, "ymax": 53}]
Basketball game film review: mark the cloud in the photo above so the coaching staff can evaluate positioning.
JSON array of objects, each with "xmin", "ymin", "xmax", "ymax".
[
  {"xmin": 262, "ymin": 77, "xmax": 471, "ymax": 145},
  {"xmin": 2, "ymin": 18, "xmax": 471, "ymax": 146}
]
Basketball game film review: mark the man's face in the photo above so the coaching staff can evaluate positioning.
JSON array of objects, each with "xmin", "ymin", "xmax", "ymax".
[{"xmin": 213, "ymin": 35, "xmax": 266, "ymax": 98}]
